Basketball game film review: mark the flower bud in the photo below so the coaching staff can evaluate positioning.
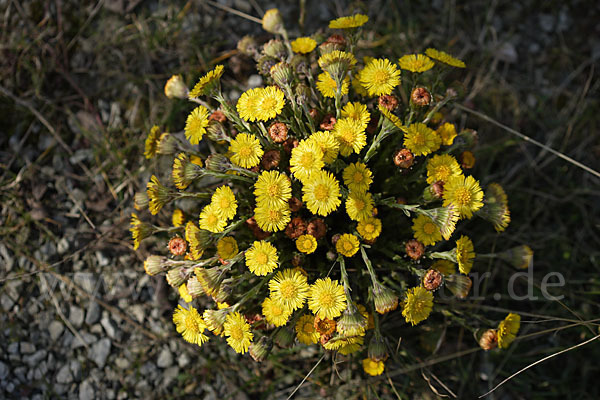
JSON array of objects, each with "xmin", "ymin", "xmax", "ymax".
[
  {"xmin": 372, "ymin": 282, "xmax": 399, "ymax": 314},
  {"xmin": 143, "ymin": 255, "xmax": 168, "ymax": 276},
  {"xmin": 164, "ymin": 75, "xmax": 189, "ymax": 99},
  {"xmin": 249, "ymin": 336, "xmax": 273, "ymax": 362},
  {"xmin": 262, "ymin": 9, "xmax": 285, "ymax": 35},
  {"xmin": 479, "ymin": 329, "xmax": 498, "ymax": 351},
  {"xmin": 168, "ymin": 237, "xmax": 187, "ymax": 256},
  {"xmin": 268, "ymin": 122, "xmax": 288, "ymax": 143}
]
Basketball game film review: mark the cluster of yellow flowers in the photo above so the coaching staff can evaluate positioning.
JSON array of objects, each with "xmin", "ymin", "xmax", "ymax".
[{"xmin": 133, "ymin": 10, "xmax": 529, "ymax": 377}]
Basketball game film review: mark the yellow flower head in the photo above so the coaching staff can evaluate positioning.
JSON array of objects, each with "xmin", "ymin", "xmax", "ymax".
[
  {"xmin": 296, "ymin": 234, "xmax": 317, "ymax": 254},
  {"xmin": 316, "ymin": 72, "xmax": 350, "ymax": 98},
  {"xmin": 173, "ymin": 305, "xmax": 209, "ymax": 346},
  {"xmin": 308, "ymin": 277, "xmax": 347, "ymax": 319},
  {"xmin": 403, "ymin": 123, "xmax": 441, "ymax": 156},
  {"xmin": 425, "ymin": 48, "xmax": 466, "ymax": 68},
  {"xmin": 255, "ymin": 86, "xmax": 285, "ymax": 121},
  {"xmin": 442, "ymin": 175, "xmax": 484, "ymax": 219},
  {"xmin": 323, "ymin": 335, "xmax": 363, "ymax": 354},
  {"xmin": 341, "ymin": 102, "xmax": 371, "ymax": 130},
  {"xmin": 262, "ymin": 297, "xmax": 292, "ymax": 327},
  {"xmin": 269, "ymin": 268, "xmax": 310, "ymax": 311},
  {"xmin": 172, "ymin": 208, "xmax": 185, "ymax": 227},
  {"xmin": 456, "ymin": 235, "xmax": 475, "ymax": 274},
  {"xmin": 398, "ymin": 54, "xmax": 435, "ymax": 73},
  {"xmin": 402, "ymin": 286, "xmax": 434, "ymax": 325},
  {"xmin": 336, "ymin": 233, "xmax": 360, "ymax": 257},
  {"xmin": 359, "ymin": 58, "xmax": 401, "ymax": 96},
  {"xmin": 262, "ymin": 8, "xmax": 284, "ymax": 34},
  {"xmin": 178, "ymin": 283, "xmax": 193, "ymax": 303},
  {"xmin": 307, "ymin": 131, "xmax": 339, "ymax": 164},
  {"xmin": 432, "ymin": 259, "xmax": 456, "ymax": 276},
  {"xmin": 329, "ymin": 14, "xmax": 369, "ymax": 29},
  {"xmin": 199, "ymin": 203, "xmax": 227, "ymax": 233},
  {"xmin": 378, "ymin": 104, "xmax": 405, "ymax": 131},
  {"xmin": 436, "ymin": 122, "xmax": 458, "ymax": 146},
  {"xmin": 343, "ymin": 162, "xmax": 373, "ymax": 193},
  {"xmin": 295, "ymin": 314, "xmax": 320, "ymax": 345},
  {"xmin": 302, "ymin": 170, "xmax": 342, "ymax": 216},
  {"xmin": 254, "ymin": 170, "xmax": 292, "ymax": 208},
  {"xmin": 290, "ymin": 139, "xmax": 324, "ymax": 183},
  {"xmin": 130, "ymin": 212, "xmax": 151, "ymax": 250},
  {"xmin": 211, "ymin": 185, "xmax": 237, "ymax": 220},
  {"xmin": 217, "ymin": 236, "xmax": 239, "ymax": 259},
  {"xmin": 362, "ymin": 358, "xmax": 385, "ymax": 376},
  {"xmin": 357, "ymin": 217, "xmax": 382, "ymax": 241},
  {"xmin": 254, "ymin": 202, "xmax": 291, "ymax": 232},
  {"xmin": 228, "ymin": 133, "xmax": 263, "ymax": 169},
  {"xmin": 189, "ymin": 65, "xmax": 224, "ymax": 98},
  {"xmin": 412, "ymin": 214, "xmax": 442, "ymax": 246},
  {"xmin": 426, "ymin": 154, "xmax": 463, "ymax": 184},
  {"xmin": 146, "ymin": 175, "xmax": 170, "ymax": 215},
  {"xmin": 345, "ymin": 191, "xmax": 374, "ymax": 222},
  {"xmin": 185, "ymin": 106, "xmax": 210, "ymax": 145},
  {"xmin": 223, "ymin": 312, "xmax": 253, "ymax": 354},
  {"xmin": 144, "ymin": 125, "xmax": 161, "ymax": 159},
  {"xmin": 245, "ymin": 240, "xmax": 279, "ymax": 276},
  {"xmin": 237, "ymin": 87, "xmax": 262, "ymax": 122},
  {"xmin": 318, "ymin": 51, "xmax": 357, "ymax": 77},
  {"xmin": 332, "ymin": 118, "xmax": 367, "ymax": 156},
  {"xmin": 498, "ymin": 313, "xmax": 520, "ymax": 349},
  {"xmin": 291, "ymin": 37, "xmax": 317, "ymax": 54},
  {"xmin": 352, "ymin": 74, "xmax": 368, "ymax": 96}
]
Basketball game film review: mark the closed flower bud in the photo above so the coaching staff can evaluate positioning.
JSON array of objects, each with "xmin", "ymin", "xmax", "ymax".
[
  {"xmin": 164, "ymin": 75, "xmax": 189, "ymax": 99},
  {"xmin": 143, "ymin": 255, "xmax": 168, "ymax": 276},
  {"xmin": 262, "ymin": 9, "xmax": 285, "ymax": 35},
  {"xmin": 295, "ymin": 83, "xmax": 311, "ymax": 105},
  {"xmin": 249, "ymin": 336, "xmax": 273, "ymax": 362},
  {"xmin": 166, "ymin": 266, "xmax": 191, "ymax": 288},
  {"xmin": 186, "ymin": 276, "xmax": 204, "ymax": 298},
  {"xmin": 411, "ymin": 87, "xmax": 431, "ymax": 106},
  {"xmin": 134, "ymin": 192, "xmax": 149, "ymax": 210},
  {"xmin": 368, "ymin": 334, "xmax": 388, "ymax": 362},
  {"xmin": 445, "ymin": 274, "xmax": 472, "ymax": 299},
  {"xmin": 268, "ymin": 122, "xmax": 288, "ymax": 143},
  {"xmin": 274, "ymin": 327, "xmax": 294, "ymax": 347},
  {"xmin": 372, "ymin": 282, "xmax": 399, "ymax": 314},
  {"xmin": 479, "ymin": 329, "xmax": 498, "ymax": 351},
  {"xmin": 237, "ymin": 35, "xmax": 258, "ymax": 57},
  {"xmin": 156, "ymin": 133, "xmax": 177, "ymax": 155},
  {"xmin": 270, "ymin": 61, "xmax": 293, "ymax": 86},
  {"xmin": 336, "ymin": 305, "xmax": 367, "ymax": 336}
]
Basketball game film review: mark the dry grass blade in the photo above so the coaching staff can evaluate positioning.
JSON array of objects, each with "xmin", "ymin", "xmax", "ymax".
[
  {"xmin": 202, "ymin": 0, "xmax": 263, "ymax": 23},
  {"xmin": 287, "ymin": 354, "xmax": 325, "ymax": 400}
]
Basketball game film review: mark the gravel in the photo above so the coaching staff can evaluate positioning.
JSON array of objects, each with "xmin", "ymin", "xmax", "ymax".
[{"xmin": 89, "ymin": 338, "xmax": 111, "ymax": 368}]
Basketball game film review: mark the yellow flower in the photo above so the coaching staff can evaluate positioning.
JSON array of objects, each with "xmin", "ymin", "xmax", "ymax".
[
  {"xmin": 269, "ymin": 268, "xmax": 309, "ymax": 311},
  {"xmin": 329, "ymin": 14, "xmax": 368, "ymax": 29},
  {"xmin": 343, "ymin": 162, "xmax": 373, "ymax": 193},
  {"xmin": 245, "ymin": 240, "xmax": 279, "ymax": 276},
  {"xmin": 291, "ymin": 37, "xmax": 317, "ymax": 54},
  {"xmin": 398, "ymin": 54, "xmax": 434, "ymax": 73},
  {"xmin": 199, "ymin": 203, "xmax": 227, "ymax": 233},
  {"xmin": 189, "ymin": 65, "xmax": 224, "ymax": 98},
  {"xmin": 498, "ymin": 313, "xmax": 520, "ymax": 349},
  {"xmin": 426, "ymin": 154, "xmax": 463, "ymax": 184},
  {"xmin": 236, "ymin": 87, "xmax": 263, "ymax": 122},
  {"xmin": 442, "ymin": 175, "xmax": 484, "ymax": 219},
  {"xmin": 295, "ymin": 315, "xmax": 320, "ymax": 345},
  {"xmin": 254, "ymin": 170, "xmax": 292, "ymax": 208},
  {"xmin": 456, "ymin": 235, "xmax": 475, "ymax": 274},
  {"xmin": 290, "ymin": 139, "xmax": 324, "ymax": 183},
  {"xmin": 362, "ymin": 358, "xmax": 385, "ymax": 376},
  {"xmin": 359, "ymin": 58, "xmax": 401, "ymax": 96},
  {"xmin": 262, "ymin": 297, "xmax": 292, "ymax": 327},
  {"xmin": 323, "ymin": 336, "xmax": 363, "ymax": 354},
  {"xmin": 403, "ymin": 123, "xmax": 441, "ymax": 156},
  {"xmin": 412, "ymin": 214, "xmax": 442, "ymax": 246},
  {"xmin": 316, "ymin": 72, "xmax": 350, "ymax": 98},
  {"xmin": 296, "ymin": 234, "xmax": 317, "ymax": 254},
  {"xmin": 318, "ymin": 51, "xmax": 357, "ymax": 77},
  {"xmin": 223, "ymin": 312, "xmax": 253, "ymax": 354},
  {"xmin": 184, "ymin": 106, "xmax": 210, "ymax": 145},
  {"xmin": 146, "ymin": 175, "xmax": 171, "ymax": 215},
  {"xmin": 217, "ymin": 237, "xmax": 239, "ymax": 259},
  {"xmin": 402, "ymin": 286, "xmax": 434, "ymax": 326},
  {"xmin": 336, "ymin": 233, "xmax": 360, "ymax": 257},
  {"xmin": 254, "ymin": 202, "xmax": 291, "ymax": 232},
  {"xmin": 308, "ymin": 277, "xmax": 347, "ymax": 319},
  {"xmin": 172, "ymin": 209, "xmax": 185, "ymax": 227},
  {"xmin": 378, "ymin": 104, "xmax": 405, "ymax": 130},
  {"xmin": 130, "ymin": 212, "xmax": 151, "ymax": 250},
  {"xmin": 306, "ymin": 131, "xmax": 339, "ymax": 164},
  {"xmin": 144, "ymin": 125, "xmax": 161, "ymax": 159},
  {"xmin": 436, "ymin": 122, "xmax": 457, "ymax": 146},
  {"xmin": 255, "ymin": 86, "xmax": 285, "ymax": 121},
  {"xmin": 228, "ymin": 133, "xmax": 264, "ymax": 169},
  {"xmin": 211, "ymin": 185, "xmax": 237, "ymax": 220},
  {"xmin": 332, "ymin": 118, "xmax": 367, "ymax": 156},
  {"xmin": 352, "ymin": 73, "xmax": 368, "ymax": 96},
  {"xmin": 178, "ymin": 284, "xmax": 193, "ymax": 303},
  {"xmin": 302, "ymin": 170, "xmax": 342, "ymax": 216},
  {"xmin": 345, "ymin": 191, "xmax": 374, "ymax": 222},
  {"xmin": 425, "ymin": 48, "xmax": 466, "ymax": 68},
  {"xmin": 357, "ymin": 217, "xmax": 382, "ymax": 241},
  {"xmin": 173, "ymin": 305, "xmax": 209, "ymax": 346},
  {"xmin": 432, "ymin": 260, "xmax": 456, "ymax": 276},
  {"xmin": 341, "ymin": 102, "xmax": 371, "ymax": 130}
]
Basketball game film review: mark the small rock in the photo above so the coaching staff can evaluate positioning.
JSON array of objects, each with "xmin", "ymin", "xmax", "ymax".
[
  {"xmin": 157, "ymin": 347, "xmax": 173, "ymax": 369},
  {"xmin": 100, "ymin": 316, "xmax": 119, "ymax": 340},
  {"xmin": 130, "ymin": 304, "xmax": 145, "ymax": 324},
  {"xmin": 8, "ymin": 342, "xmax": 19, "ymax": 354},
  {"xmin": 86, "ymin": 301, "xmax": 101, "ymax": 325},
  {"xmin": 89, "ymin": 338, "xmax": 111, "ymax": 368},
  {"xmin": 49, "ymin": 320, "xmax": 64, "ymax": 341},
  {"xmin": 96, "ymin": 251, "xmax": 110, "ymax": 267},
  {"xmin": 70, "ymin": 360, "xmax": 82, "ymax": 381},
  {"xmin": 57, "ymin": 237, "xmax": 70, "ymax": 254},
  {"xmin": 0, "ymin": 243, "xmax": 14, "ymax": 271},
  {"xmin": 20, "ymin": 342, "xmax": 35, "ymax": 354},
  {"xmin": 72, "ymin": 332, "xmax": 98, "ymax": 349},
  {"xmin": 0, "ymin": 361, "xmax": 8, "ymax": 380},
  {"xmin": 56, "ymin": 364, "xmax": 73, "ymax": 384},
  {"xmin": 115, "ymin": 357, "xmax": 130, "ymax": 370},
  {"xmin": 247, "ymin": 74, "xmax": 263, "ymax": 88},
  {"xmin": 496, "ymin": 42, "xmax": 517, "ymax": 63},
  {"xmin": 69, "ymin": 306, "xmax": 85, "ymax": 328},
  {"xmin": 24, "ymin": 350, "xmax": 47, "ymax": 367},
  {"xmin": 177, "ymin": 352, "xmax": 191, "ymax": 368},
  {"xmin": 79, "ymin": 378, "xmax": 95, "ymax": 400},
  {"xmin": 74, "ymin": 272, "xmax": 98, "ymax": 294},
  {"xmin": 1, "ymin": 294, "xmax": 15, "ymax": 310},
  {"xmin": 162, "ymin": 366, "xmax": 179, "ymax": 387}
]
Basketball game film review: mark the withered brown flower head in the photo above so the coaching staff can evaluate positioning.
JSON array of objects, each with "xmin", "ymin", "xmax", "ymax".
[
  {"xmin": 285, "ymin": 217, "xmax": 307, "ymax": 239},
  {"xmin": 320, "ymin": 114, "xmax": 336, "ymax": 131},
  {"xmin": 331, "ymin": 233, "xmax": 341, "ymax": 246},
  {"xmin": 282, "ymin": 138, "xmax": 299, "ymax": 154},
  {"xmin": 319, "ymin": 334, "xmax": 332, "ymax": 345},
  {"xmin": 423, "ymin": 269, "xmax": 443, "ymax": 291},
  {"xmin": 268, "ymin": 122, "xmax": 288, "ymax": 143},
  {"xmin": 288, "ymin": 197, "xmax": 303, "ymax": 212},
  {"xmin": 209, "ymin": 110, "xmax": 227, "ymax": 123},
  {"xmin": 405, "ymin": 239, "xmax": 425, "ymax": 260},
  {"xmin": 168, "ymin": 237, "xmax": 187, "ymax": 256},
  {"xmin": 479, "ymin": 329, "xmax": 498, "ymax": 351},
  {"xmin": 411, "ymin": 87, "xmax": 431, "ymax": 106},
  {"xmin": 314, "ymin": 315, "xmax": 336, "ymax": 336},
  {"xmin": 431, "ymin": 180, "xmax": 445, "ymax": 198},
  {"xmin": 261, "ymin": 149, "xmax": 281, "ymax": 170},
  {"xmin": 325, "ymin": 34, "xmax": 346, "ymax": 46},
  {"xmin": 307, "ymin": 218, "xmax": 327, "ymax": 240},
  {"xmin": 378, "ymin": 94, "xmax": 399, "ymax": 111},
  {"xmin": 393, "ymin": 148, "xmax": 414, "ymax": 168}
]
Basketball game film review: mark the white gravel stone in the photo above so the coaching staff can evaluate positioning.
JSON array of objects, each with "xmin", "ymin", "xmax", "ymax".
[
  {"xmin": 89, "ymin": 338, "xmax": 111, "ymax": 368},
  {"xmin": 49, "ymin": 320, "xmax": 64, "ymax": 341},
  {"xmin": 69, "ymin": 305, "xmax": 85, "ymax": 328},
  {"xmin": 56, "ymin": 364, "xmax": 73, "ymax": 384},
  {"xmin": 157, "ymin": 347, "xmax": 173, "ymax": 368},
  {"xmin": 20, "ymin": 342, "xmax": 35, "ymax": 354},
  {"xmin": 79, "ymin": 378, "xmax": 95, "ymax": 400}
]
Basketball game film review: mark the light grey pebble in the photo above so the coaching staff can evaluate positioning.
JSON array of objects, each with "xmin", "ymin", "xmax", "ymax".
[
  {"xmin": 69, "ymin": 306, "xmax": 85, "ymax": 328},
  {"xmin": 130, "ymin": 304, "xmax": 145, "ymax": 323},
  {"xmin": 54, "ymin": 383, "xmax": 68, "ymax": 395},
  {"xmin": 14, "ymin": 366, "xmax": 26, "ymax": 382},
  {"xmin": 89, "ymin": 338, "xmax": 111, "ymax": 368},
  {"xmin": 106, "ymin": 388, "xmax": 116, "ymax": 400},
  {"xmin": 162, "ymin": 366, "xmax": 179, "ymax": 387},
  {"xmin": 247, "ymin": 74, "xmax": 263, "ymax": 89},
  {"xmin": 95, "ymin": 251, "xmax": 110, "ymax": 267},
  {"xmin": 177, "ymin": 352, "xmax": 191, "ymax": 368},
  {"xmin": 20, "ymin": 342, "xmax": 35, "ymax": 354},
  {"xmin": 1, "ymin": 294, "xmax": 15, "ymax": 311},
  {"xmin": 79, "ymin": 378, "xmax": 95, "ymax": 400},
  {"xmin": 33, "ymin": 367, "xmax": 42, "ymax": 380},
  {"xmin": 72, "ymin": 332, "xmax": 98, "ymax": 349},
  {"xmin": 5, "ymin": 382, "xmax": 14, "ymax": 393},
  {"xmin": 0, "ymin": 361, "xmax": 9, "ymax": 380},
  {"xmin": 74, "ymin": 272, "xmax": 97, "ymax": 294},
  {"xmin": 100, "ymin": 316, "xmax": 119, "ymax": 340},
  {"xmin": 85, "ymin": 301, "xmax": 101, "ymax": 325},
  {"xmin": 0, "ymin": 243, "xmax": 14, "ymax": 271},
  {"xmin": 157, "ymin": 347, "xmax": 173, "ymax": 369},
  {"xmin": 24, "ymin": 349, "xmax": 47, "ymax": 367},
  {"xmin": 57, "ymin": 237, "xmax": 70, "ymax": 254},
  {"xmin": 70, "ymin": 360, "xmax": 82, "ymax": 381},
  {"xmin": 8, "ymin": 342, "xmax": 19, "ymax": 354},
  {"xmin": 56, "ymin": 364, "xmax": 73, "ymax": 384},
  {"xmin": 115, "ymin": 357, "xmax": 130, "ymax": 370},
  {"xmin": 49, "ymin": 320, "xmax": 64, "ymax": 341}
]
